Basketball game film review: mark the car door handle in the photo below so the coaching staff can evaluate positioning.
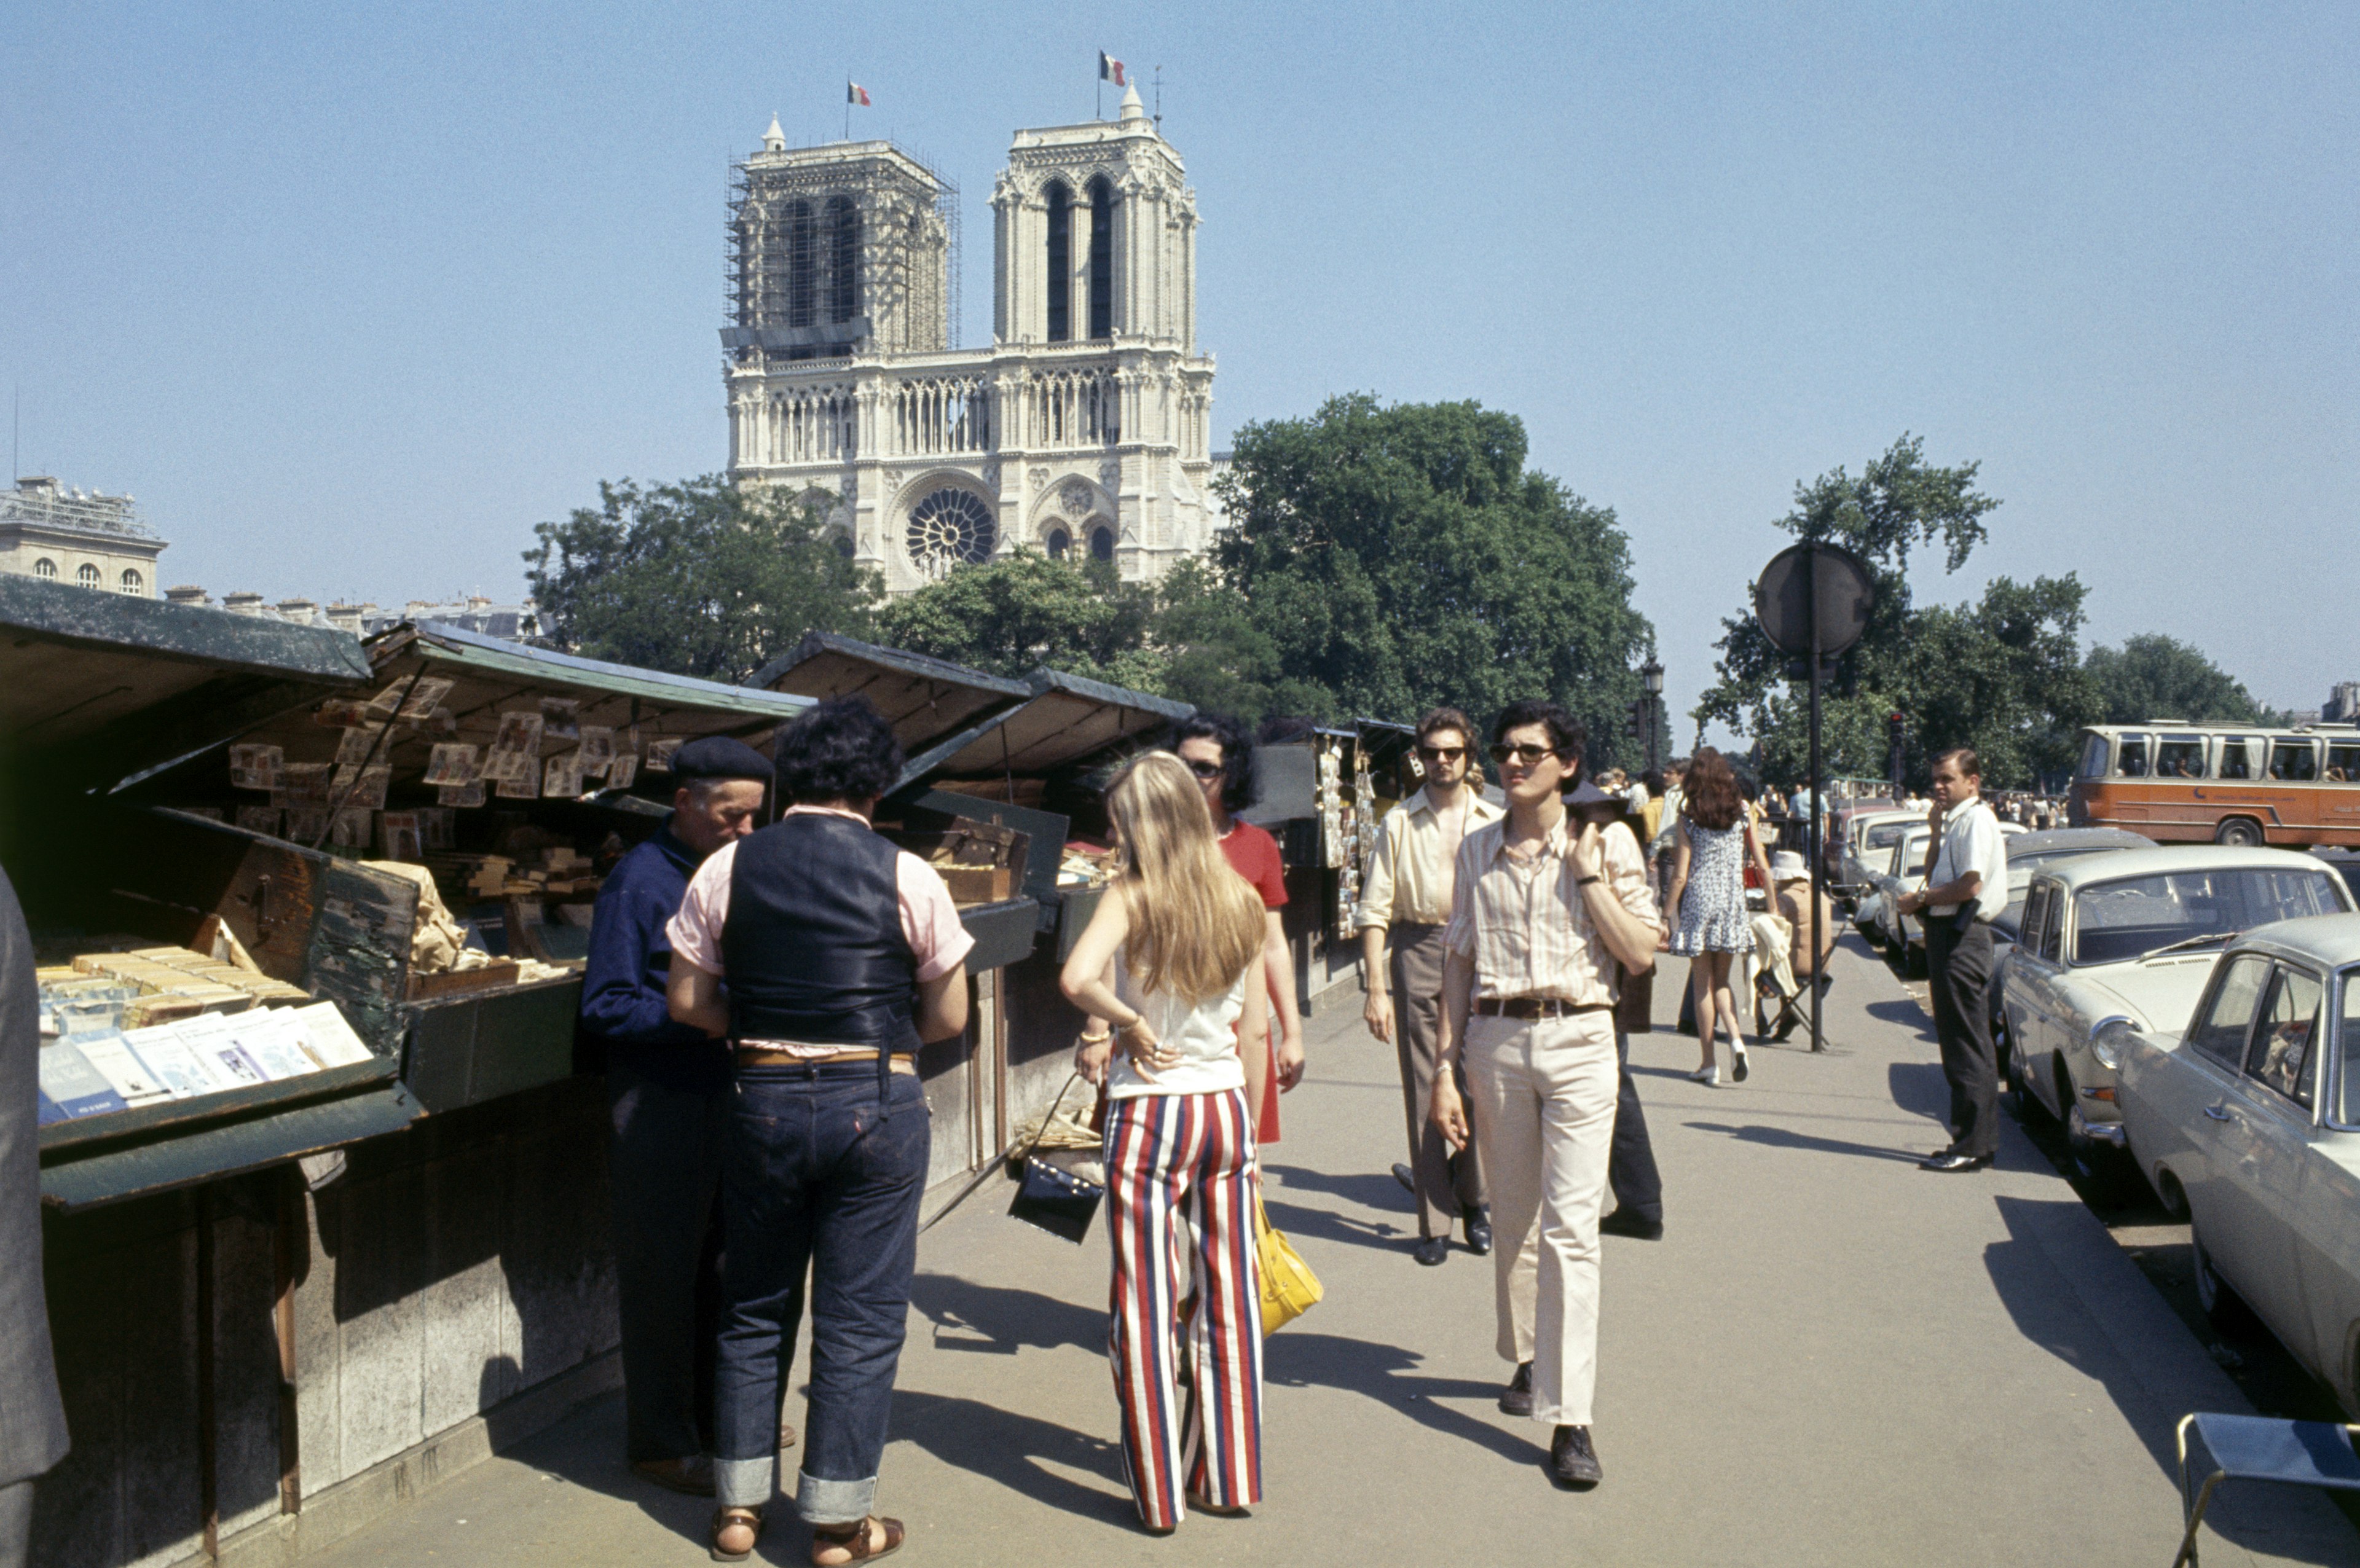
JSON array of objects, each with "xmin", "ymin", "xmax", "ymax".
[{"xmin": 2203, "ymin": 1105, "xmax": 2232, "ymax": 1122}]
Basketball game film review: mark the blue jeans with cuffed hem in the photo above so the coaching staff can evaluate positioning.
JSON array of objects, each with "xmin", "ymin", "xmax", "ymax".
[{"xmin": 712, "ymin": 1062, "xmax": 929, "ymax": 1521}]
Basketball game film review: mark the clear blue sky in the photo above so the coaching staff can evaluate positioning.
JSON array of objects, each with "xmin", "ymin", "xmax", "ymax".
[{"xmin": 5, "ymin": 2, "xmax": 2353, "ymax": 736}]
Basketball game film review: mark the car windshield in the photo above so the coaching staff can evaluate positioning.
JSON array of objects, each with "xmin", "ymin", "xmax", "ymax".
[
  {"xmin": 2071, "ymin": 868, "xmax": 2346, "ymax": 966},
  {"xmin": 1864, "ymin": 821, "xmax": 1913, "ymax": 851},
  {"xmin": 2339, "ymin": 967, "xmax": 2360, "ymax": 1126}
]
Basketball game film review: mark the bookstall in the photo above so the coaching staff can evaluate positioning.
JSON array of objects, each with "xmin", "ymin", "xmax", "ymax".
[
  {"xmin": 4, "ymin": 587, "xmax": 825, "ymax": 1568},
  {"xmin": 753, "ymin": 636, "xmax": 1187, "ymax": 1182}
]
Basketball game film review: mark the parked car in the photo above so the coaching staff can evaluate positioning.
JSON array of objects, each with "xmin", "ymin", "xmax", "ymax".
[
  {"xmin": 1987, "ymin": 828, "xmax": 2159, "ymax": 1065},
  {"xmin": 1825, "ymin": 799, "xmax": 1905, "ymax": 888},
  {"xmin": 1858, "ymin": 823, "xmax": 1937, "ymax": 974},
  {"xmin": 2002, "ymin": 845, "xmax": 2354, "ymax": 1196},
  {"xmin": 1837, "ymin": 809, "xmax": 1922, "ymax": 906},
  {"xmin": 2112, "ymin": 914, "xmax": 2360, "ymax": 1411},
  {"xmin": 2317, "ymin": 849, "xmax": 2360, "ymax": 907}
]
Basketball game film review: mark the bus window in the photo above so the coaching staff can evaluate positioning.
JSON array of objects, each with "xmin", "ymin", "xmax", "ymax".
[
  {"xmin": 2328, "ymin": 743, "xmax": 2360, "ymax": 783},
  {"xmin": 2271, "ymin": 740, "xmax": 2320, "ymax": 782},
  {"xmin": 2157, "ymin": 737, "xmax": 2208, "ymax": 779},
  {"xmin": 2219, "ymin": 736, "xmax": 2259, "ymax": 780},
  {"xmin": 2079, "ymin": 734, "xmax": 2110, "ymax": 780},
  {"xmin": 2117, "ymin": 735, "xmax": 2151, "ymax": 778}
]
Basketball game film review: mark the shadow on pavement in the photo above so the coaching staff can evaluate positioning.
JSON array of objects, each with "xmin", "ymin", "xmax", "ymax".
[
  {"xmin": 1980, "ymin": 1194, "xmax": 2353, "ymax": 1564},
  {"xmin": 1887, "ymin": 1060, "xmax": 1952, "ymax": 1121},
  {"xmin": 889, "ymin": 1388, "xmax": 1136, "ymax": 1527},
  {"xmin": 1682, "ymin": 1121, "xmax": 1925, "ymax": 1164},
  {"xmin": 1263, "ymin": 1162, "xmax": 1416, "ymax": 1215},
  {"xmin": 908, "ymin": 1275, "xmax": 1103, "ymax": 1356},
  {"xmin": 1866, "ymin": 997, "xmax": 1936, "ymax": 1040},
  {"xmin": 492, "ymin": 1390, "xmax": 718, "ymax": 1553},
  {"xmin": 1264, "ymin": 1330, "xmax": 1543, "ymax": 1467},
  {"xmin": 1262, "ymin": 1194, "xmax": 1407, "ymax": 1250}
]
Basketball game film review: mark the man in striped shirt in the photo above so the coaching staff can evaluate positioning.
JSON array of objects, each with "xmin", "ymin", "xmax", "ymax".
[{"xmin": 1431, "ymin": 700, "xmax": 1661, "ymax": 1491}]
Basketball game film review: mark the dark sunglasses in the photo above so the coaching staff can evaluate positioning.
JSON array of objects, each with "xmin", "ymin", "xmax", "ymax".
[
  {"xmin": 1417, "ymin": 745, "xmax": 1466, "ymax": 762},
  {"xmin": 1489, "ymin": 742, "xmax": 1560, "ymax": 767},
  {"xmin": 1183, "ymin": 758, "xmax": 1227, "ymax": 780}
]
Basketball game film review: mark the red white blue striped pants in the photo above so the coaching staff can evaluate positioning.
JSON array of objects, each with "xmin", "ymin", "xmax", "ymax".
[{"xmin": 1103, "ymin": 1086, "xmax": 1264, "ymax": 1529}]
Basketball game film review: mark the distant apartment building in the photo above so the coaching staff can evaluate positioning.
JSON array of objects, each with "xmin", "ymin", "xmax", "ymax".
[
  {"xmin": 0, "ymin": 476, "xmax": 166, "ymax": 595},
  {"xmin": 161, "ymin": 587, "xmax": 540, "ymax": 643}
]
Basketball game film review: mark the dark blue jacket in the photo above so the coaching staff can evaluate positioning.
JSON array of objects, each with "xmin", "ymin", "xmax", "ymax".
[{"xmin": 580, "ymin": 825, "xmax": 730, "ymax": 1093}]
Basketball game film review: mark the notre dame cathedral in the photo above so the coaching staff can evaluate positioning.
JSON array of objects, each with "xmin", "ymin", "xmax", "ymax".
[{"xmin": 722, "ymin": 84, "xmax": 1223, "ymax": 593}]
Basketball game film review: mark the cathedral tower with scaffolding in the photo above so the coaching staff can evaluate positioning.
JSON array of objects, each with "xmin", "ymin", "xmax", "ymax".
[{"xmin": 723, "ymin": 86, "xmax": 1221, "ymax": 593}]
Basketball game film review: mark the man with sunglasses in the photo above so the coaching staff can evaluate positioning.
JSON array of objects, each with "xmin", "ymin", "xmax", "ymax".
[
  {"xmin": 1431, "ymin": 702, "xmax": 1661, "ymax": 1490},
  {"xmin": 1358, "ymin": 707, "xmax": 1502, "ymax": 1265}
]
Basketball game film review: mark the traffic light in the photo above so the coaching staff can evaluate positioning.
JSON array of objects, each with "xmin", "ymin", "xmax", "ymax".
[{"xmin": 1624, "ymin": 699, "xmax": 1643, "ymax": 740}]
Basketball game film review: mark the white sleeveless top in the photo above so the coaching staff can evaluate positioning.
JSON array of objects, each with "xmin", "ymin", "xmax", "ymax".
[{"xmin": 1105, "ymin": 951, "xmax": 1249, "ymax": 1100}]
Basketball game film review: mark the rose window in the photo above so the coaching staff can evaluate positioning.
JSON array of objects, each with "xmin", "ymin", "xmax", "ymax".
[{"xmin": 905, "ymin": 488, "xmax": 997, "ymax": 576}]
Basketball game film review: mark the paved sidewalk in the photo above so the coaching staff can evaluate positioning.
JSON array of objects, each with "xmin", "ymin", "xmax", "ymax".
[{"xmin": 307, "ymin": 942, "xmax": 2360, "ymax": 1566}]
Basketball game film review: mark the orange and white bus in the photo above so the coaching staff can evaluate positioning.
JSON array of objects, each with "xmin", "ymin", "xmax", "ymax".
[{"xmin": 2067, "ymin": 723, "xmax": 2360, "ymax": 847}]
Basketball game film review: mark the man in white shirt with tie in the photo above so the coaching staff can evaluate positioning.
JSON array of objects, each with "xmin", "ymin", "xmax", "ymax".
[{"xmin": 1895, "ymin": 747, "xmax": 2011, "ymax": 1173}]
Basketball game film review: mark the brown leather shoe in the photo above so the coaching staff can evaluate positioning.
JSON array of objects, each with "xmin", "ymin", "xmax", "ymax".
[
  {"xmin": 779, "ymin": 1421, "xmax": 798, "ymax": 1450},
  {"xmin": 811, "ymin": 1515, "xmax": 904, "ymax": 1565},
  {"xmin": 632, "ymin": 1454, "xmax": 716, "ymax": 1496}
]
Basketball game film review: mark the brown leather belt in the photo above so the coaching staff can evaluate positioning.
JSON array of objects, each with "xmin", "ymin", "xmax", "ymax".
[
  {"xmin": 735, "ymin": 1046, "xmax": 918, "ymax": 1074},
  {"xmin": 1474, "ymin": 997, "xmax": 1613, "ymax": 1021}
]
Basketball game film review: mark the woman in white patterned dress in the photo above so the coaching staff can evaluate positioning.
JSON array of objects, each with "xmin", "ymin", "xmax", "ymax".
[{"xmin": 1661, "ymin": 748, "xmax": 1775, "ymax": 1086}]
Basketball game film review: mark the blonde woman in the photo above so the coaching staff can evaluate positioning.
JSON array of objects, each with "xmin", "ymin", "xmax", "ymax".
[{"xmin": 1060, "ymin": 751, "xmax": 1270, "ymax": 1534}]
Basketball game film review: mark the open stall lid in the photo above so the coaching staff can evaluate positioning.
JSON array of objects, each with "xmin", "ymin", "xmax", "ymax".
[
  {"xmin": 0, "ymin": 573, "xmax": 372, "ymax": 790},
  {"xmin": 898, "ymin": 667, "xmax": 1192, "ymax": 788},
  {"xmin": 750, "ymin": 633, "xmax": 1028, "ymax": 756},
  {"xmin": 1356, "ymin": 718, "xmax": 1418, "ymax": 778}
]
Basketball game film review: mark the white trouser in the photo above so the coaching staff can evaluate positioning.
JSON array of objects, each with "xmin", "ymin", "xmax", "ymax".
[{"xmin": 1463, "ymin": 1008, "xmax": 1619, "ymax": 1427}]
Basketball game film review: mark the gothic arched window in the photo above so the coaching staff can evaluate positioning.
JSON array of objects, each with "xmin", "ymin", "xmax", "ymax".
[
  {"xmin": 1089, "ymin": 525, "xmax": 1115, "ymax": 562},
  {"xmin": 32, "ymin": 558, "xmax": 55, "ymax": 579},
  {"xmin": 77, "ymin": 563, "xmax": 101, "ymax": 589},
  {"xmin": 784, "ymin": 200, "xmax": 816, "ymax": 328},
  {"xmin": 1044, "ymin": 181, "xmax": 1072, "ymax": 342},
  {"xmin": 1046, "ymin": 527, "xmax": 1071, "ymax": 560},
  {"xmin": 119, "ymin": 568, "xmax": 143, "ymax": 594},
  {"xmin": 1087, "ymin": 176, "xmax": 1115, "ymax": 340},
  {"xmin": 825, "ymin": 195, "xmax": 859, "ymax": 324}
]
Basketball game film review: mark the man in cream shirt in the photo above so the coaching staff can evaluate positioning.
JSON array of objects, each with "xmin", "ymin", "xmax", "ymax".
[
  {"xmin": 1895, "ymin": 747, "xmax": 2011, "ymax": 1173},
  {"xmin": 1359, "ymin": 707, "xmax": 1502, "ymax": 1266}
]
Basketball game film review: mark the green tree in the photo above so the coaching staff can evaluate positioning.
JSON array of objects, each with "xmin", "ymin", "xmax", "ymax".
[
  {"xmin": 1695, "ymin": 436, "xmax": 2099, "ymax": 790},
  {"xmin": 524, "ymin": 476, "xmax": 878, "ymax": 683},
  {"xmin": 1143, "ymin": 559, "xmax": 1289, "ymax": 716},
  {"xmin": 873, "ymin": 549, "xmax": 1159, "ymax": 687},
  {"xmin": 1214, "ymin": 394, "xmax": 1656, "ymax": 764},
  {"xmin": 2084, "ymin": 634, "xmax": 2281, "ymax": 726}
]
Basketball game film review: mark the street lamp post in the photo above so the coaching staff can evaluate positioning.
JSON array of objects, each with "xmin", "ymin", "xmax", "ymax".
[{"xmin": 1640, "ymin": 658, "xmax": 1664, "ymax": 775}]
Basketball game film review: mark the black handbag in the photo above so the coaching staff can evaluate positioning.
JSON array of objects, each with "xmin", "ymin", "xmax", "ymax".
[{"xmin": 1008, "ymin": 1071, "xmax": 1105, "ymax": 1244}]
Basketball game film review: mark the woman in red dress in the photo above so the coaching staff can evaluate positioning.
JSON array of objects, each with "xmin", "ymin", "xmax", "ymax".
[{"xmin": 1170, "ymin": 714, "xmax": 1303, "ymax": 1142}]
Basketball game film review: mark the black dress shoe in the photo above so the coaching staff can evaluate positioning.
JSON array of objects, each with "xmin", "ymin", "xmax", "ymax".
[
  {"xmin": 1414, "ymin": 1237, "xmax": 1450, "ymax": 1266},
  {"xmin": 1548, "ymin": 1424, "xmax": 1603, "ymax": 1488},
  {"xmin": 1919, "ymin": 1151, "xmax": 1994, "ymax": 1173},
  {"xmin": 1498, "ymin": 1361, "xmax": 1533, "ymax": 1417},
  {"xmin": 1463, "ymin": 1207, "xmax": 1493, "ymax": 1255},
  {"xmin": 1599, "ymin": 1208, "xmax": 1664, "ymax": 1241},
  {"xmin": 1392, "ymin": 1162, "xmax": 1417, "ymax": 1194}
]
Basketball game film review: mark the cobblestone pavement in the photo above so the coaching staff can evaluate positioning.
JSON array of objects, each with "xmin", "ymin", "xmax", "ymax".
[{"xmin": 304, "ymin": 941, "xmax": 2360, "ymax": 1567}]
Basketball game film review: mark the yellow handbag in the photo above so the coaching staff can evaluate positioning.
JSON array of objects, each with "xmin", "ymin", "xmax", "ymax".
[{"xmin": 1254, "ymin": 1193, "xmax": 1323, "ymax": 1334}]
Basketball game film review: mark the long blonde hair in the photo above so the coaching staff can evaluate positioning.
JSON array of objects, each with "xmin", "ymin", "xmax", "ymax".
[{"xmin": 1104, "ymin": 751, "xmax": 1267, "ymax": 1003}]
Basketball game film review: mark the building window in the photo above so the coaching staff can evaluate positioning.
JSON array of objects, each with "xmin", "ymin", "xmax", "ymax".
[
  {"xmin": 825, "ymin": 195, "xmax": 860, "ymax": 324},
  {"xmin": 1087, "ymin": 176, "xmax": 1115, "ymax": 340},
  {"xmin": 77, "ymin": 563, "xmax": 101, "ymax": 589},
  {"xmin": 907, "ymin": 488, "xmax": 998, "ymax": 578},
  {"xmin": 1046, "ymin": 527, "xmax": 1071, "ymax": 559},
  {"xmin": 119, "ymin": 568, "xmax": 143, "ymax": 594},
  {"xmin": 33, "ymin": 558, "xmax": 56, "ymax": 579},
  {"xmin": 784, "ymin": 200, "xmax": 816, "ymax": 328},
  {"xmin": 1090, "ymin": 525, "xmax": 1115, "ymax": 562},
  {"xmin": 1045, "ymin": 181, "xmax": 1072, "ymax": 342}
]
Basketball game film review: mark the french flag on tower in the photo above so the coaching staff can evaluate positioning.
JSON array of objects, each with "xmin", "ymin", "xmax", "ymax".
[
  {"xmin": 846, "ymin": 80, "xmax": 871, "ymax": 106},
  {"xmin": 1098, "ymin": 51, "xmax": 1125, "ymax": 87}
]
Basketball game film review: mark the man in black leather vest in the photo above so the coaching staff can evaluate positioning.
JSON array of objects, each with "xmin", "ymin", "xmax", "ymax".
[{"xmin": 667, "ymin": 696, "xmax": 972, "ymax": 1564}]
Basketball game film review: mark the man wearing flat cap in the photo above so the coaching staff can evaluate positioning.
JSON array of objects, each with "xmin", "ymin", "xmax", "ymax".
[{"xmin": 581, "ymin": 734, "xmax": 774, "ymax": 1495}]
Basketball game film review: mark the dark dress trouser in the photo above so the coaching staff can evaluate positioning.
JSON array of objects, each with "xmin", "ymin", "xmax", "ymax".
[
  {"xmin": 607, "ymin": 1056, "xmax": 735, "ymax": 1464},
  {"xmin": 1926, "ymin": 918, "xmax": 1999, "ymax": 1158},
  {"xmin": 1608, "ymin": 1032, "xmax": 1663, "ymax": 1223},
  {"xmin": 1390, "ymin": 923, "xmax": 1485, "ymax": 1239}
]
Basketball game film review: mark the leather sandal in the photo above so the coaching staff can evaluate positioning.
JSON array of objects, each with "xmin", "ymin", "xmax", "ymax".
[
  {"xmin": 811, "ymin": 1515, "xmax": 905, "ymax": 1565},
  {"xmin": 710, "ymin": 1507, "xmax": 763, "ymax": 1563}
]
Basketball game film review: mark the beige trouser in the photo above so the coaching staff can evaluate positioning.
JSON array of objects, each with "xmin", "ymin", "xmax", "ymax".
[
  {"xmin": 1463, "ymin": 1007, "xmax": 1619, "ymax": 1427},
  {"xmin": 1752, "ymin": 912, "xmax": 1798, "ymax": 1000}
]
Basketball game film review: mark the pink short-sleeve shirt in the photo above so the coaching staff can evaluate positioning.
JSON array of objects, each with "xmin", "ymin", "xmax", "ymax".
[{"xmin": 667, "ymin": 808, "xmax": 976, "ymax": 1013}]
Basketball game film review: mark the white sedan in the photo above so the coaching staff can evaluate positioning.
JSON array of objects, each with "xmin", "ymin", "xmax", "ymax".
[
  {"xmin": 2114, "ymin": 914, "xmax": 2360, "ymax": 1411},
  {"xmin": 2002, "ymin": 845, "xmax": 2353, "ymax": 1197}
]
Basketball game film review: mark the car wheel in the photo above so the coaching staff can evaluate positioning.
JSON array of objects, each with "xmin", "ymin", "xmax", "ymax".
[
  {"xmin": 2191, "ymin": 1228, "xmax": 2253, "ymax": 1328},
  {"xmin": 2214, "ymin": 817, "xmax": 2265, "ymax": 848}
]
